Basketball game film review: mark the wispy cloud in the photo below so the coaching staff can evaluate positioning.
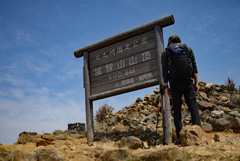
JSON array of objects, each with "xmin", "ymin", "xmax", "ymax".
[
  {"xmin": 188, "ymin": 14, "xmax": 217, "ymax": 36},
  {"xmin": 0, "ymin": 73, "xmax": 34, "ymax": 87},
  {"xmin": 15, "ymin": 30, "xmax": 33, "ymax": 45},
  {"xmin": 0, "ymin": 85, "xmax": 85, "ymax": 144}
]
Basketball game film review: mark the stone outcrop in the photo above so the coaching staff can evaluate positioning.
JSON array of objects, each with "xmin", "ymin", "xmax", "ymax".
[
  {"xmin": 95, "ymin": 81, "xmax": 240, "ymax": 145},
  {"xmin": 68, "ymin": 122, "xmax": 86, "ymax": 135},
  {"xmin": 16, "ymin": 130, "xmax": 85, "ymax": 147}
]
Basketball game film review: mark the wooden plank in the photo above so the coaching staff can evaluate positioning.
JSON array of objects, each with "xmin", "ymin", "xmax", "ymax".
[
  {"xmin": 91, "ymin": 69, "xmax": 159, "ymax": 95},
  {"xmin": 154, "ymin": 25, "xmax": 172, "ymax": 145},
  {"xmin": 83, "ymin": 51, "xmax": 94, "ymax": 142},
  {"xmin": 89, "ymin": 79, "xmax": 159, "ymax": 101},
  {"xmin": 89, "ymin": 49, "xmax": 156, "ymax": 79},
  {"xmin": 89, "ymin": 31, "xmax": 155, "ymax": 69},
  {"xmin": 90, "ymin": 59, "xmax": 158, "ymax": 88},
  {"xmin": 74, "ymin": 14, "xmax": 174, "ymax": 58}
]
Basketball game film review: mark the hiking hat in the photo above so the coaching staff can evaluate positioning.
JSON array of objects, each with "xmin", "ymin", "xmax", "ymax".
[{"xmin": 168, "ymin": 35, "xmax": 181, "ymax": 43}]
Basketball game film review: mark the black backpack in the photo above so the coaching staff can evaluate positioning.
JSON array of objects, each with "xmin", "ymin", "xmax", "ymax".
[{"xmin": 166, "ymin": 44, "xmax": 193, "ymax": 80}]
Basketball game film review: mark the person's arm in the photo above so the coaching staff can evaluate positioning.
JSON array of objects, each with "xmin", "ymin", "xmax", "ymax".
[
  {"xmin": 189, "ymin": 48, "xmax": 199, "ymax": 94},
  {"xmin": 193, "ymin": 73, "xmax": 199, "ymax": 94},
  {"xmin": 162, "ymin": 50, "xmax": 172, "ymax": 98}
]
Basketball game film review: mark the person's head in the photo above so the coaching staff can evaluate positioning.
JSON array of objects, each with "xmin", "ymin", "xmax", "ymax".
[{"xmin": 168, "ymin": 35, "xmax": 181, "ymax": 46}]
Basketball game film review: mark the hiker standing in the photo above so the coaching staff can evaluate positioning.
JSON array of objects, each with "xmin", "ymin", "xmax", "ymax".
[{"xmin": 161, "ymin": 35, "xmax": 201, "ymax": 142}]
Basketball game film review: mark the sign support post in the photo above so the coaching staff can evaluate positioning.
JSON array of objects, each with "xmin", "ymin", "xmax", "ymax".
[
  {"xmin": 154, "ymin": 25, "xmax": 172, "ymax": 145},
  {"xmin": 83, "ymin": 51, "xmax": 94, "ymax": 142}
]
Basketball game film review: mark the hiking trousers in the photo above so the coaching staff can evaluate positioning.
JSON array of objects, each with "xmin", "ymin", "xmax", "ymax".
[{"xmin": 170, "ymin": 79, "xmax": 201, "ymax": 137}]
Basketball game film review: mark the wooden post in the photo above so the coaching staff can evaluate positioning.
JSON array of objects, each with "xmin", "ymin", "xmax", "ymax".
[
  {"xmin": 83, "ymin": 51, "xmax": 94, "ymax": 142},
  {"xmin": 154, "ymin": 25, "xmax": 172, "ymax": 145}
]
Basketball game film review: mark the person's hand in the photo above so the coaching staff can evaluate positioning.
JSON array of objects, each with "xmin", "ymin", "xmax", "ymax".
[
  {"xmin": 166, "ymin": 87, "xmax": 172, "ymax": 99},
  {"xmin": 194, "ymin": 83, "xmax": 199, "ymax": 95}
]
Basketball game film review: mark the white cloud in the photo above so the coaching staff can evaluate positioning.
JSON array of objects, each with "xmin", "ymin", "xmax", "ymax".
[
  {"xmin": 15, "ymin": 30, "xmax": 33, "ymax": 44},
  {"xmin": 188, "ymin": 14, "xmax": 217, "ymax": 36},
  {"xmin": 0, "ymin": 73, "xmax": 34, "ymax": 87},
  {"xmin": 0, "ymin": 86, "xmax": 86, "ymax": 145}
]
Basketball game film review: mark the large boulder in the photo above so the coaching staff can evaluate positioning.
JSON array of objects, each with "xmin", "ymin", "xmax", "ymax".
[
  {"xmin": 36, "ymin": 148, "xmax": 64, "ymax": 161},
  {"xmin": 136, "ymin": 147, "xmax": 183, "ymax": 161},
  {"xmin": 211, "ymin": 118, "xmax": 231, "ymax": 131},
  {"xmin": 118, "ymin": 136, "xmax": 143, "ymax": 149},
  {"xmin": 16, "ymin": 131, "xmax": 39, "ymax": 145},
  {"xmin": 180, "ymin": 125, "xmax": 212, "ymax": 146},
  {"xmin": 100, "ymin": 149, "xmax": 129, "ymax": 161}
]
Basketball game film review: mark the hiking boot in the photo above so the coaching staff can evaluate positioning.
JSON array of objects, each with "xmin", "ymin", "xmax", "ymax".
[{"xmin": 175, "ymin": 139, "xmax": 181, "ymax": 146}]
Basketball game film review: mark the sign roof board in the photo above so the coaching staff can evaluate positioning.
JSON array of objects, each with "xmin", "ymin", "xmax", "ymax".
[{"xmin": 74, "ymin": 15, "xmax": 174, "ymax": 58}]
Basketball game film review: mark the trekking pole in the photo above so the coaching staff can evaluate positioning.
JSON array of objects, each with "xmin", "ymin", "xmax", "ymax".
[
  {"xmin": 155, "ymin": 84, "xmax": 166, "ymax": 145},
  {"xmin": 155, "ymin": 100, "xmax": 161, "ymax": 146}
]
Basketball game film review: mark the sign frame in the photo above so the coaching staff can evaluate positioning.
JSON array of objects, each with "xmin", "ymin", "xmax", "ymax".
[{"xmin": 74, "ymin": 15, "xmax": 174, "ymax": 143}]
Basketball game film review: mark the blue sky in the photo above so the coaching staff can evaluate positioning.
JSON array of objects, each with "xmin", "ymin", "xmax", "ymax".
[{"xmin": 0, "ymin": 0, "xmax": 239, "ymax": 145}]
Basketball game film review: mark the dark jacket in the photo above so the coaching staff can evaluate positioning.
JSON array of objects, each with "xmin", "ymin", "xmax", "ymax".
[{"xmin": 162, "ymin": 43, "xmax": 198, "ymax": 83}]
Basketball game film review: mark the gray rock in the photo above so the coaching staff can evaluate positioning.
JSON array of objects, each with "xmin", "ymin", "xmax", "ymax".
[
  {"xmin": 228, "ymin": 111, "xmax": 239, "ymax": 116},
  {"xmin": 136, "ymin": 97, "xmax": 143, "ymax": 103},
  {"xmin": 143, "ymin": 113, "xmax": 157, "ymax": 123},
  {"xmin": 211, "ymin": 110, "xmax": 224, "ymax": 118},
  {"xmin": 202, "ymin": 122, "xmax": 213, "ymax": 133},
  {"xmin": 128, "ymin": 136, "xmax": 143, "ymax": 149},
  {"xmin": 119, "ymin": 136, "xmax": 143, "ymax": 149},
  {"xmin": 153, "ymin": 88, "xmax": 160, "ymax": 94},
  {"xmin": 36, "ymin": 148, "xmax": 64, "ymax": 161},
  {"xmin": 123, "ymin": 119, "xmax": 130, "ymax": 126},
  {"xmin": 106, "ymin": 116, "xmax": 117, "ymax": 126},
  {"xmin": 230, "ymin": 94, "xmax": 240, "ymax": 107},
  {"xmin": 52, "ymin": 134, "xmax": 67, "ymax": 140},
  {"xmin": 100, "ymin": 149, "xmax": 129, "ymax": 161},
  {"xmin": 53, "ymin": 130, "xmax": 63, "ymax": 135},
  {"xmin": 134, "ymin": 126, "xmax": 144, "ymax": 136},
  {"xmin": 212, "ymin": 118, "xmax": 231, "ymax": 131},
  {"xmin": 231, "ymin": 117, "xmax": 240, "ymax": 129},
  {"xmin": 213, "ymin": 133, "xmax": 225, "ymax": 142}
]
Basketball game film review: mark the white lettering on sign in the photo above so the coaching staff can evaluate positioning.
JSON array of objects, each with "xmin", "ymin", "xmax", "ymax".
[
  {"xmin": 125, "ymin": 43, "xmax": 131, "ymax": 51},
  {"xmin": 103, "ymin": 52, "xmax": 108, "ymax": 58},
  {"xmin": 141, "ymin": 51, "xmax": 151, "ymax": 62},
  {"xmin": 108, "ymin": 68, "xmax": 135, "ymax": 81},
  {"xmin": 125, "ymin": 68, "xmax": 135, "ymax": 76},
  {"xmin": 138, "ymin": 73, "xmax": 153, "ymax": 81},
  {"xmin": 121, "ymin": 78, "xmax": 134, "ymax": 86},
  {"xmin": 110, "ymin": 49, "xmax": 116, "ymax": 56},
  {"xmin": 133, "ymin": 40, "xmax": 139, "ymax": 48},
  {"xmin": 141, "ymin": 37, "xmax": 148, "ymax": 45},
  {"xmin": 117, "ymin": 46, "xmax": 123, "ymax": 53},
  {"xmin": 114, "ymin": 71, "xmax": 153, "ymax": 88},
  {"xmin": 105, "ymin": 63, "xmax": 113, "ymax": 73},
  {"xmin": 95, "ymin": 55, "xmax": 100, "ymax": 61},
  {"xmin": 94, "ymin": 36, "xmax": 148, "ymax": 62},
  {"xmin": 128, "ymin": 56, "xmax": 138, "ymax": 66},
  {"xmin": 117, "ymin": 59, "xmax": 125, "ymax": 69},
  {"xmin": 94, "ymin": 67, "xmax": 102, "ymax": 76}
]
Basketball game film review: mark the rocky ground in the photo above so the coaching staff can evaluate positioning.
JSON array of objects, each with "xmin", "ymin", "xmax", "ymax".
[{"xmin": 0, "ymin": 81, "xmax": 240, "ymax": 161}]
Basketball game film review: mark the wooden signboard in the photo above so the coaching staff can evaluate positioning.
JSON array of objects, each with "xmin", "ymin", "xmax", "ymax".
[
  {"xmin": 89, "ymin": 30, "xmax": 158, "ymax": 99},
  {"xmin": 74, "ymin": 15, "xmax": 174, "ymax": 143}
]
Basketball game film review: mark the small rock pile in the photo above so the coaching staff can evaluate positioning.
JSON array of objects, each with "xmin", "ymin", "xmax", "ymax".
[
  {"xmin": 197, "ymin": 82, "xmax": 240, "ymax": 133},
  {"xmin": 16, "ymin": 130, "xmax": 86, "ymax": 147},
  {"xmin": 68, "ymin": 122, "xmax": 86, "ymax": 135},
  {"xmin": 94, "ymin": 81, "xmax": 240, "ymax": 145}
]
